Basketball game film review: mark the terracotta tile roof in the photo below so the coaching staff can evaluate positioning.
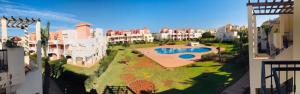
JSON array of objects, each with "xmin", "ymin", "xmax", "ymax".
[{"xmin": 76, "ymin": 22, "xmax": 91, "ymax": 27}]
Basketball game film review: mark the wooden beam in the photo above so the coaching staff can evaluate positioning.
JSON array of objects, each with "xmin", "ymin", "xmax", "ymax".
[
  {"xmin": 254, "ymin": 7, "xmax": 293, "ymax": 10},
  {"xmin": 253, "ymin": 12, "xmax": 293, "ymax": 15},
  {"xmin": 271, "ymin": 0, "xmax": 279, "ymax": 14},
  {"xmin": 247, "ymin": 2, "xmax": 294, "ymax": 6},
  {"xmin": 265, "ymin": 0, "xmax": 268, "ymax": 14}
]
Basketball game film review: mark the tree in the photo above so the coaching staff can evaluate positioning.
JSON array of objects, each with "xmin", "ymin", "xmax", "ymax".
[
  {"xmin": 122, "ymin": 42, "xmax": 130, "ymax": 48},
  {"xmin": 201, "ymin": 32, "xmax": 213, "ymax": 38},
  {"xmin": 42, "ymin": 22, "xmax": 50, "ymax": 94}
]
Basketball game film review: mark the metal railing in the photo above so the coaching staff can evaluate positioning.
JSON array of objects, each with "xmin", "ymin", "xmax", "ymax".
[
  {"xmin": 0, "ymin": 49, "xmax": 8, "ymax": 72},
  {"xmin": 103, "ymin": 86, "xmax": 136, "ymax": 94},
  {"xmin": 261, "ymin": 61, "xmax": 300, "ymax": 94}
]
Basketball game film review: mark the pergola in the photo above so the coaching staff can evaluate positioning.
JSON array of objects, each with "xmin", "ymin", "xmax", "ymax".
[
  {"xmin": 0, "ymin": 16, "xmax": 42, "ymax": 68},
  {"xmin": 246, "ymin": 0, "xmax": 295, "ymax": 58},
  {"xmin": 247, "ymin": 0, "xmax": 294, "ymax": 15},
  {"xmin": 247, "ymin": 0, "xmax": 296, "ymax": 94}
]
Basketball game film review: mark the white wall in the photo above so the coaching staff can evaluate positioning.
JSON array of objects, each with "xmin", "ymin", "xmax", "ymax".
[{"xmin": 6, "ymin": 47, "xmax": 25, "ymax": 86}]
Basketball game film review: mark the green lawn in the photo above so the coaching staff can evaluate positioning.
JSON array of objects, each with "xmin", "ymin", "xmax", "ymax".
[
  {"xmin": 53, "ymin": 42, "xmax": 247, "ymax": 94},
  {"xmin": 95, "ymin": 43, "xmax": 248, "ymax": 94},
  {"xmin": 63, "ymin": 63, "xmax": 100, "ymax": 76}
]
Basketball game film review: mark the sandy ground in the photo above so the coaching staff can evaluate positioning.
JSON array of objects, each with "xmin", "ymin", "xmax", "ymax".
[{"xmin": 136, "ymin": 45, "xmax": 218, "ymax": 68}]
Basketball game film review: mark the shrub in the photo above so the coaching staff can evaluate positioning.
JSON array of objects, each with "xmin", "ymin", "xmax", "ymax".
[
  {"xmin": 159, "ymin": 43, "xmax": 164, "ymax": 46},
  {"xmin": 201, "ymin": 53, "xmax": 218, "ymax": 61},
  {"xmin": 138, "ymin": 54, "xmax": 144, "ymax": 57},
  {"xmin": 202, "ymin": 32, "xmax": 213, "ymax": 38},
  {"xmin": 85, "ymin": 50, "xmax": 118, "ymax": 91},
  {"xmin": 106, "ymin": 49, "xmax": 112, "ymax": 55},
  {"xmin": 167, "ymin": 42, "xmax": 176, "ymax": 45},
  {"xmin": 122, "ymin": 42, "xmax": 130, "ymax": 48},
  {"xmin": 132, "ymin": 50, "xmax": 141, "ymax": 54}
]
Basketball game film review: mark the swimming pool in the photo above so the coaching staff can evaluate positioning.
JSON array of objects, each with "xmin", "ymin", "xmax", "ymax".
[
  {"xmin": 179, "ymin": 54, "xmax": 195, "ymax": 59},
  {"xmin": 155, "ymin": 47, "xmax": 211, "ymax": 54}
]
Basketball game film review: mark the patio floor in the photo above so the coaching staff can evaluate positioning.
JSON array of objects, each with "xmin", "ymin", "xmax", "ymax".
[{"xmin": 136, "ymin": 45, "xmax": 218, "ymax": 68}]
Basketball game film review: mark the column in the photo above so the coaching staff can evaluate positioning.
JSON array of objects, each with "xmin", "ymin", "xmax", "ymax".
[
  {"xmin": 1, "ymin": 18, "xmax": 8, "ymax": 49},
  {"xmin": 24, "ymin": 27, "xmax": 30, "ymax": 65},
  {"xmin": 56, "ymin": 42, "xmax": 59, "ymax": 59},
  {"xmin": 35, "ymin": 20, "xmax": 42, "ymax": 67},
  {"xmin": 293, "ymin": 0, "xmax": 300, "ymax": 60},
  {"xmin": 293, "ymin": 0, "xmax": 300, "ymax": 93},
  {"xmin": 248, "ymin": 6, "xmax": 257, "ymax": 58},
  {"xmin": 247, "ymin": 6, "xmax": 258, "ymax": 94},
  {"xmin": 34, "ymin": 20, "xmax": 43, "ymax": 94}
]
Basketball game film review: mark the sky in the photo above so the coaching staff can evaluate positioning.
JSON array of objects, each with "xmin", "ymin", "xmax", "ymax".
[{"xmin": 0, "ymin": 0, "xmax": 277, "ymax": 35}]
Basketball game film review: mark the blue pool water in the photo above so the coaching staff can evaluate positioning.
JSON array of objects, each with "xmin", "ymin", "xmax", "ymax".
[
  {"xmin": 179, "ymin": 54, "xmax": 195, "ymax": 59},
  {"xmin": 155, "ymin": 47, "xmax": 211, "ymax": 54}
]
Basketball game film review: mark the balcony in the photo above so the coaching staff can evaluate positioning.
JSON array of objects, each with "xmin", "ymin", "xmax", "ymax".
[{"xmin": 261, "ymin": 61, "xmax": 300, "ymax": 94}]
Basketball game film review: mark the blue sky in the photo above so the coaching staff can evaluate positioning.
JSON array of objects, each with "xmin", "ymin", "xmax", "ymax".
[{"xmin": 0, "ymin": 0, "xmax": 277, "ymax": 35}]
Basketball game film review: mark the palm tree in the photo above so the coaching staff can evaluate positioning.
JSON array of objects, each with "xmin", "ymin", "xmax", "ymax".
[
  {"xmin": 218, "ymin": 34, "xmax": 224, "ymax": 63},
  {"xmin": 42, "ymin": 22, "xmax": 50, "ymax": 94}
]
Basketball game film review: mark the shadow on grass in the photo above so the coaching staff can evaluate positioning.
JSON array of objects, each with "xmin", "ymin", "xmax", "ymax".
[
  {"xmin": 54, "ymin": 70, "xmax": 89, "ymax": 94},
  {"xmin": 160, "ymin": 73, "xmax": 229, "ymax": 94},
  {"xmin": 160, "ymin": 54, "xmax": 249, "ymax": 94}
]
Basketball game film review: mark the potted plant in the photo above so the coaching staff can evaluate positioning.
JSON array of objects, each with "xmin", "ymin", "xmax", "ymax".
[{"xmin": 5, "ymin": 37, "xmax": 22, "ymax": 48}]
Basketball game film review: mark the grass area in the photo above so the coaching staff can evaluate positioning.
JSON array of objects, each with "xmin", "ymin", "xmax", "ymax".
[
  {"xmin": 63, "ymin": 63, "xmax": 100, "ymax": 76},
  {"xmin": 51, "ymin": 50, "xmax": 118, "ymax": 94},
  {"xmin": 51, "ymin": 41, "xmax": 247, "ymax": 94},
  {"xmin": 96, "ymin": 43, "xmax": 248, "ymax": 94}
]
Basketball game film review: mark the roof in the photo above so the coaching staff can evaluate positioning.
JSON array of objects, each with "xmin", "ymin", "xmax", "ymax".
[{"xmin": 76, "ymin": 22, "xmax": 91, "ymax": 27}]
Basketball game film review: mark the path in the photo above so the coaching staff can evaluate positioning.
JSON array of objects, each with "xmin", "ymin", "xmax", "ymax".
[
  {"xmin": 221, "ymin": 72, "xmax": 250, "ymax": 94},
  {"xmin": 49, "ymin": 79, "xmax": 64, "ymax": 94}
]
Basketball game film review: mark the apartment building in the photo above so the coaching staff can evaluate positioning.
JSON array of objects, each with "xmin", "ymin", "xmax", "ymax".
[
  {"xmin": 29, "ymin": 22, "xmax": 107, "ymax": 67},
  {"xmin": 106, "ymin": 28, "xmax": 154, "ymax": 44},
  {"xmin": 158, "ymin": 28, "xmax": 206, "ymax": 40},
  {"xmin": 247, "ymin": 0, "xmax": 300, "ymax": 94},
  {"xmin": 216, "ymin": 24, "xmax": 246, "ymax": 41},
  {"xmin": 0, "ymin": 17, "xmax": 43, "ymax": 94}
]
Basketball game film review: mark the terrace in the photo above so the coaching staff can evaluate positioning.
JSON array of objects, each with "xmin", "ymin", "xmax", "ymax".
[
  {"xmin": 247, "ymin": 0, "xmax": 300, "ymax": 94},
  {"xmin": 0, "ymin": 16, "xmax": 43, "ymax": 93}
]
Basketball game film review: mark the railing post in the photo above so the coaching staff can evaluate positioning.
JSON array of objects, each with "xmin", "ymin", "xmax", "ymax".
[
  {"xmin": 273, "ymin": 68, "xmax": 282, "ymax": 94},
  {"xmin": 261, "ymin": 62, "xmax": 266, "ymax": 94}
]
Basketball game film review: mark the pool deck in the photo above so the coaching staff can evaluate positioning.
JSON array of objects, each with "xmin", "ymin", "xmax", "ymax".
[{"xmin": 136, "ymin": 44, "xmax": 220, "ymax": 68}]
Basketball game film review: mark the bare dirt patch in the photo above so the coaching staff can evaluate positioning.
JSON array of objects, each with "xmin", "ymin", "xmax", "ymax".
[
  {"xmin": 162, "ymin": 80, "xmax": 174, "ymax": 87},
  {"xmin": 136, "ymin": 56, "xmax": 156, "ymax": 68},
  {"xmin": 121, "ymin": 74, "xmax": 136, "ymax": 84}
]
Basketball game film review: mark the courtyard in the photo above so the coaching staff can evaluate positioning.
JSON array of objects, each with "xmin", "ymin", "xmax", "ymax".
[{"xmin": 95, "ymin": 42, "xmax": 248, "ymax": 94}]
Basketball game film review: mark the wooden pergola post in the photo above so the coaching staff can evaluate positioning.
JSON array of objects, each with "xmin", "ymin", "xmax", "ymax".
[{"xmin": 1, "ymin": 18, "xmax": 8, "ymax": 45}]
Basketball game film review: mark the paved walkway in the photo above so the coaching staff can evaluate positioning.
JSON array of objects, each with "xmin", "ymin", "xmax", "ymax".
[
  {"xmin": 49, "ymin": 79, "xmax": 64, "ymax": 94},
  {"xmin": 221, "ymin": 72, "xmax": 250, "ymax": 94}
]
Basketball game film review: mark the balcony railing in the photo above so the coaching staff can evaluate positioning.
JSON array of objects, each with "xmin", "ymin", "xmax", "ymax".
[
  {"xmin": 261, "ymin": 61, "xmax": 300, "ymax": 94},
  {"xmin": 103, "ymin": 86, "xmax": 136, "ymax": 94},
  {"xmin": 0, "ymin": 49, "xmax": 8, "ymax": 72}
]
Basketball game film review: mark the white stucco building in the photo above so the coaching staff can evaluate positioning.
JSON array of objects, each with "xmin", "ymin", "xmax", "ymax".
[
  {"xmin": 215, "ymin": 24, "xmax": 243, "ymax": 41},
  {"xmin": 29, "ymin": 22, "xmax": 107, "ymax": 67},
  {"xmin": 62, "ymin": 26, "xmax": 107, "ymax": 67},
  {"xmin": 106, "ymin": 28, "xmax": 154, "ymax": 44},
  {"xmin": 158, "ymin": 28, "xmax": 206, "ymax": 40}
]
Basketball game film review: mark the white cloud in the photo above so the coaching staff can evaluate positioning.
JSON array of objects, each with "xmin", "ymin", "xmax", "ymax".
[{"xmin": 0, "ymin": 0, "xmax": 81, "ymax": 23}]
